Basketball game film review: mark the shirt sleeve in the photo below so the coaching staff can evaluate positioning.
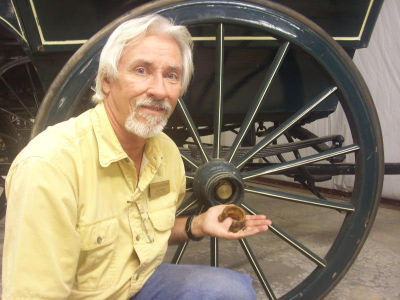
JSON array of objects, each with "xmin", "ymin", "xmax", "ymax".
[{"xmin": 2, "ymin": 156, "xmax": 80, "ymax": 299}]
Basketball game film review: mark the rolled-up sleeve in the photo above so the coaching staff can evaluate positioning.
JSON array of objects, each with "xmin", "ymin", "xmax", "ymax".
[{"xmin": 3, "ymin": 156, "xmax": 80, "ymax": 299}]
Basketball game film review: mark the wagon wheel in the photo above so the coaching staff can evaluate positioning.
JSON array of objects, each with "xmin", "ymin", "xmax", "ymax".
[
  {"xmin": 32, "ymin": 1, "xmax": 383, "ymax": 299},
  {"xmin": 0, "ymin": 56, "xmax": 44, "ymax": 218}
]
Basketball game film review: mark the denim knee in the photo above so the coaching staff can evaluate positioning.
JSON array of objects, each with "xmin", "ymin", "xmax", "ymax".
[
  {"xmin": 177, "ymin": 265, "xmax": 256, "ymax": 300},
  {"xmin": 132, "ymin": 264, "xmax": 256, "ymax": 300}
]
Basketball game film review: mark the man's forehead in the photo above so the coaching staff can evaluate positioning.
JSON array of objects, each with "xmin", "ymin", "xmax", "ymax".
[
  {"xmin": 120, "ymin": 36, "xmax": 182, "ymax": 69},
  {"xmin": 126, "ymin": 33, "xmax": 181, "ymax": 52},
  {"xmin": 129, "ymin": 58, "xmax": 182, "ymax": 71},
  {"xmin": 123, "ymin": 34, "xmax": 181, "ymax": 57}
]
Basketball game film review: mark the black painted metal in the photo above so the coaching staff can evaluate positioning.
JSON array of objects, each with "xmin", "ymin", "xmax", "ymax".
[{"xmin": 383, "ymin": 163, "xmax": 400, "ymax": 175}]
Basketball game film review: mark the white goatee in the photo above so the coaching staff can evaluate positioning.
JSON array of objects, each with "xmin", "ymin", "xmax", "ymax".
[{"xmin": 125, "ymin": 98, "xmax": 172, "ymax": 139}]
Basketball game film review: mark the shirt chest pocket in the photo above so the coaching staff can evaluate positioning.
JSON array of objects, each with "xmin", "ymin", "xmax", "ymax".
[
  {"xmin": 76, "ymin": 218, "xmax": 118, "ymax": 290},
  {"xmin": 147, "ymin": 192, "xmax": 177, "ymax": 231}
]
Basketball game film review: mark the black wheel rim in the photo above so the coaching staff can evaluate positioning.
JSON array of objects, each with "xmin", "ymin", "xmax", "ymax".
[{"xmin": 32, "ymin": 1, "xmax": 384, "ymax": 299}]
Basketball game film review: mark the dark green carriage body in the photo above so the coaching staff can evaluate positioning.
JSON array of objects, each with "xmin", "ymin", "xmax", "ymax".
[
  {"xmin": 1, "ymin": 0, "xmax": 383, "ymax": 129},
  {"xmin": 11, "ymin": 0, "xmax": 382, "ymax": 52}
]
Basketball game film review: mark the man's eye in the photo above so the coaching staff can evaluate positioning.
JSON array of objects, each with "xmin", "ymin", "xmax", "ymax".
[
  {"xmin": 168, "ymin": 73, "xmax": 178, "ymax": 80},
  {"xmin": 136, "ymin": 67, "xmax": 145, "ymax": 74}
]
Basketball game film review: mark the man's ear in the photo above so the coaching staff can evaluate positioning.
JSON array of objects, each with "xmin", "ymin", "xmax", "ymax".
[{"xmin": 102, "ymin": 76, "xmax": 111, "ymax": 95}]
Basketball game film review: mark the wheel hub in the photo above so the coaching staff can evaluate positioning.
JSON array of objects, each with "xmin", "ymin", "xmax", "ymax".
[{"xmin": 193, "ymin": 159, "xmax": 244, "ymax": 206}]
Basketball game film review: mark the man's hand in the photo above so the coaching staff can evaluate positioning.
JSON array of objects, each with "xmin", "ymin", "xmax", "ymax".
[{"xmin": 191, "ymin": 204, "xmax": 272, "ymax": 240}]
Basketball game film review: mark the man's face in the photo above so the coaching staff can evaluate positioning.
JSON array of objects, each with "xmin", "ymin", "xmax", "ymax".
[{"xmin": 102, "ymin": 34, "xmax": 183, "ymax": 138}]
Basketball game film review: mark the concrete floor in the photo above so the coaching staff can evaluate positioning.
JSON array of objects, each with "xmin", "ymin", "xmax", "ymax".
[
  {"xmin": 326, "ymin": 203, "xmax": 400, "ymax": 300},
  {"xmin": 1, "ymin": 184, "xmax": 399, "ymax": 299}
]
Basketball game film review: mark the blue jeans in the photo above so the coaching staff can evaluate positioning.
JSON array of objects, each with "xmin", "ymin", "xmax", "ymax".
[{"xmin": 131, "ymin": 263, "xmax": 257, "ymax": 300}]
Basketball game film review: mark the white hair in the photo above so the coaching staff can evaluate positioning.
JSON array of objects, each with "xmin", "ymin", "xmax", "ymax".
[{"xmin": 92, "ymin": 14, "xmax": 194, "ymax": 103}]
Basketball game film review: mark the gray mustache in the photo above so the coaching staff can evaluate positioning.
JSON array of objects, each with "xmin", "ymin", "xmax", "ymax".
[{"xmin": 135, "ymin": 98, "xmax": 172, "ymax": 113}]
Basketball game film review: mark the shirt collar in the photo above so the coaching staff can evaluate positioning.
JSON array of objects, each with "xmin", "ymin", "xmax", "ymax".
[{"xmin": 92, "ymin": 102, "xmax": 163, "ymax": 168}]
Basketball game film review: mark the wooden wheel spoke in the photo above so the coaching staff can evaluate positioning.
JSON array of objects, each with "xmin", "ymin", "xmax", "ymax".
[
  {"xmin": 227, "ymin": 41, "xmax": 290, "ymax": 163},
  {"xmin": 245, "ymin": 185, "xmax": 355, "ymax": 212},
  {"xmin": 0, "ymin": 76, "xmax": 35, "ymax": 119},
  {"xmin": 177, "ymin": 98, "xmax": 210, "ymax": 163},
  {"xmin": 211, "ymin": 237, "xmax": 219, "ymax": 267},
  {"xmin": 185, "ymin": 172, "xmax": 195, "ymax": 181},
  {"xmin": 239, "ymin": 238, "xmax": 277, "ymax": 300},
  {"xmin": 242, "ymin": 144, "xmax": 359, "ymax": 180},
  {"xmin": 176, "ymin": 194, "xmax": 198, "ymax": 217},
  {"xmin": 213, "ymin": 23, "xmax": 225, "ymax": 159},
  {"xmin": 241, "ymin": 203, "xmax": 327, "ymax": 268},
  {"xmin": 180, "ymin": 152, "xmax": 199, "ymax": 170},
  {"xmin": 24, "ymin": 63, "xmax": 40, "ymax": 109},
  {"xmin": 171, "ymin": 242, "xmax": 189, "ymax": 264}
]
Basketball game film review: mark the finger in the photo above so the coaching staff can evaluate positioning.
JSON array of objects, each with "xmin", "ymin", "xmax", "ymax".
[
  {"xmin": 224, "ymin": 229, "xmax": 263, "ymax": 240},
  {"xmin": 245, "ymin": 214, "xmax": 267, "ymax": 221},
  {"xmin": 245, "ymin": 216, "xmax": 271, "ymax": 224},
  {"xmin": 246, "ymin": 223, "xmax": 270, "ymax": 232},
  {"xmin": 223, "ymin": 223, "xmax": 270, "ymax": 240}
]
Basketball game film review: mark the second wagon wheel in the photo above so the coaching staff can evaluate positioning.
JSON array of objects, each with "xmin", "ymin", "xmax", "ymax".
[
  {"xmin": 32, "ymin": 1, "xmax": 383, "ymax": 299},
  {"xmin": 0, "ymin": 56, "xmax": 44, "ymax": 218}
]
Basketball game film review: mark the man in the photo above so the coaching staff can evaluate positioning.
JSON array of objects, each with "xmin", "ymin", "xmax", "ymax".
[{"xmin": 2, "ymin": 15, "xmax": 271, "ymax": 299}]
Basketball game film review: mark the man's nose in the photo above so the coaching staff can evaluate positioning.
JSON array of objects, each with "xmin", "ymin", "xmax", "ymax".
[{"xmin": 147, "ymin": 74, "xmax": 168, "ymax": 100}]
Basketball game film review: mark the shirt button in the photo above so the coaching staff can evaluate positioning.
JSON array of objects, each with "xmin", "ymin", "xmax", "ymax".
[
  {"xmin": 125, "ymin": 158, "xmax": 130, "ymax": 163},
  {"xmin": 97, "ymin": 236, "xmax": 102, "ymax": 244},
  {"xmin": 134, "ymin": 274, "xmax": 139, "ymax": 281},
  {"xmin": 136, "ymin": 235, "xmax": 141, "ymax": 241}
]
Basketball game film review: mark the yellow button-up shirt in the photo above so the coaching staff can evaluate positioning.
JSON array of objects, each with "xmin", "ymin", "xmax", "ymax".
[{"xmin": 2, "ymin": 103, "xmax": 186, "ymax": 299}]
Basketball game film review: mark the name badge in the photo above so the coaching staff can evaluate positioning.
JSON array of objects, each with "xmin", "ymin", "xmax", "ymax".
[{"xmin": 149, "ymin": 180, "xmax": 170, "ymax": 199}]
